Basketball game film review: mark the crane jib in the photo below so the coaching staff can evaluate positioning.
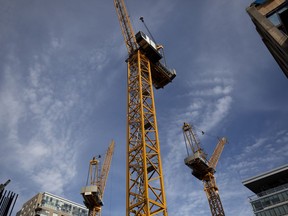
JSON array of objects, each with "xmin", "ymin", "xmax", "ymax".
[{"xmin": 114, "ymin": 0, "xmax": 137, "ymax": 53}]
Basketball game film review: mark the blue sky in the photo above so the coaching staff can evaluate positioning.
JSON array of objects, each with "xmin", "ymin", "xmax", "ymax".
[{"xmin": 0, "ymin": 0, "xmax": 287, "ymax": 215}]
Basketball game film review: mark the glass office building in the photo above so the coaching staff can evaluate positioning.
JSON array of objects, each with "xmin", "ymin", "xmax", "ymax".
[
  {"xmin": 243, "ymin": 164, "xmax": 288, "ymax": 216},
  {"xmin": 18, "ymin": 192, "xmax": 88, "ymax": 216},
  {"xmin": 246, "ymin": 0, "xmax": 288, "ymax": 78}
]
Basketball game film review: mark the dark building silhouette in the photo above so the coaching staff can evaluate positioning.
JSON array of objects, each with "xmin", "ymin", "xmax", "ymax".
[{"xmin": 0, "ymin": 180, "xmax": 18, "ymax": 216}]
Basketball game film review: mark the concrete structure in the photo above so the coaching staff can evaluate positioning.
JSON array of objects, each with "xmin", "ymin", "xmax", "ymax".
[
  {"xmin": 246, "ymin": 0, "xmax": 288, "ymax": 78},
  {"xmin": 242, "ymin": 164, "xmax": 288, "ymax": 216},
  {"xmin": 18, "ymin": 192, "xmax": 88, "ymax": 216}
]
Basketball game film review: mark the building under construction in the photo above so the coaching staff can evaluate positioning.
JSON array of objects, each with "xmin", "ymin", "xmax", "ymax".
[{"xmin": 246, "ymin": 0, "xmax": 288, "ymax": 78}]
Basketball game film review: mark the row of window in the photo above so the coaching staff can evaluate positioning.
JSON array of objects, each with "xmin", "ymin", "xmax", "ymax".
[
  {"xmin": 255, "ymin": 204, "xmax": 288, "ymax": 216},
  {"xmin": 41, "ymin": 194, "xmax": 88, "ymax": 216},
  {"xmin": 252, "ymin": 190, "xmax": 288, "ymax": 211}
]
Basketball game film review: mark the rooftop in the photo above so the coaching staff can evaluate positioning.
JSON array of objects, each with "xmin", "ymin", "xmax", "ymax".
[
  {"xmin": 242, "ymin": 164, "xmax": 288, "ymax": 194},
  {"xmin": 43, "ymin": 192, "xmax": 87, "ymax": 209}
]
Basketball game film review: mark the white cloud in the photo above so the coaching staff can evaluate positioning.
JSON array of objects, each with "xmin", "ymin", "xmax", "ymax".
[
  {"xmin": 0, "ymin": 65, "xmax": 23, "ymax": 146},
  {"xmin": 32, "ymin": 167, "xmax": 74, "ymax": 195},
  {"xmin": 162, "ymin": 63, "xmax": 237, "ymax": 215},
  {"xmin": 0, "ymin": 42, "xmax": 86, "ymax": 197},
  {"xmin": 228, "ymin": 131, "xmax": 288, "ymax": 179},
  {"xmin": 163, "ymin": 97, "xmax": 233, "ymax": 215},
  {"xmin": 50, "ymin": 36, "xmax": 64, "ymax": 50},
  {"xmin": 188, "ymin": 85, "xmax": 233, "ymax": 97},
  {"xmin": 201, "ymin": 96, "xmax": 233, "ymax": 131},
  {"xmin": 163, "ymin": 120, "xmax": 287, "ymax": 216},
  {"xmin": 276, "ymin": 130, "xmax": 288, "ymax": 144},
  {"xmin": 244, "ymin": 137, "xmax": 267, "ymax": 153}
]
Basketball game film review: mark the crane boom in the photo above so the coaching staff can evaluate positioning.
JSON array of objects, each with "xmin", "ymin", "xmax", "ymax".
[
  {"xmin": 209, "ymin": 137, "xmax": 227, "ymax": 170},
  {"xmin": 113, "ymin": 0, "xmax": 137, "ymax": 54},
  {"xmin": 99, "ymin": 140, "xmax": 115, "ymax": 196},
  {"xmin": 183, "ymin": 122, "xmax": 226, "ymax": 216}
]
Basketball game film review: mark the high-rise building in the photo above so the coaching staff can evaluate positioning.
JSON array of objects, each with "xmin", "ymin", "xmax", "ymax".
[
  {"xmin": 18, "ymin": 192, "xmax": 88, "ymax": 216},
  {"xmin": 242, "ymin": 164, "xmax": 288, "ymax": 216},
  {"xmin": 246, "ymin": 0, "xmax": 288, "ymax": 78}
]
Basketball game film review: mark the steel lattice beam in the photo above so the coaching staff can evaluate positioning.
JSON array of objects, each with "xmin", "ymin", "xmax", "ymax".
[{"xmin": 127, "ymin": 51, "xmax": 167, "ymax": 216}]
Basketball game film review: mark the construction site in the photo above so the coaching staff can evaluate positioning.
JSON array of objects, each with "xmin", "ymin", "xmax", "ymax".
[{"xmin": 0, "ymin": 0, "xmax": 288, "ymax": 216}]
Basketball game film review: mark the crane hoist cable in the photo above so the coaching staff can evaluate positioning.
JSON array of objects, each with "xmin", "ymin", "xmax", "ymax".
[
  {"xmin": 139, "ymin": 17, "xmax": 157, "ymax": 46},
  {"xmin": 192, "ymin": 124, "xmax": 224, "ymax": 141},
  {"xmin": 139, "ymin": 16, "xmax": 168, "ymax": 67}
]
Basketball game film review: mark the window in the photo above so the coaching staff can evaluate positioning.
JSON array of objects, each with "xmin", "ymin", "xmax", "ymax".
[
  {"xmin": 253, "ymin": 200, "xmax": 264, "ymax": 211},
  {"xmin": 270, "ymin": 194, "xmax": 280, "ymax": 205},
  {"xmin": 275, "ymin": 207, "xmax": 281, "ymax": 215},
  {"xmin": 267, "ymin": 4, "xmax": 288, "ymax": 34},
  {"xmin": 277, "ymin": 205, "xmax": 288, "ymax": 214},
  {"xmin": 283, "ymin": 204, "xmax": 288, "ymax": 213},
  {"xmin": 279, "ymin": 8, "xmax": 288, "ymax": 31}
]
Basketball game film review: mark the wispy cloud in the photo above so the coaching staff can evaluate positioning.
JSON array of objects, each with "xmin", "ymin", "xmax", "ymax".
[
  {"xmin": 188, "ymin": 85, "xmax": 233, "ymax": 97},
  {"xmin": 161, "ymin": 67, "xmax": 234, "ymax": 215},
  {"xmin": 229, "ymin": 130, "xmax": 288, "ymax": 178},
  {"xmin": 163, "ymin": 117, "xmax": 288, "ymax": 216},
  {"xmin": 243, "ymin": 137, "xmax": 267, "ymax": 153},
  {"xmin": 0, "ymin": 33, "xmax": 111, "ymax": 196},
  {"xmin": 1, "ymin": 59, "xmax": 76, "ymax": 195}
]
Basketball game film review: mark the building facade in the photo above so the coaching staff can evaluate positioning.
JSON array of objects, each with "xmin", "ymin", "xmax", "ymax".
[
  {"xmin": 18, "ymin": 192, "xmax": 88, "ymax": 216},
  {"xmin": 246, "ymin": 0, "xmax": 288, "ymax": 78},
  {"xmin": 242, "ymin": 164, "xmax": 288, "ymax": 216}
]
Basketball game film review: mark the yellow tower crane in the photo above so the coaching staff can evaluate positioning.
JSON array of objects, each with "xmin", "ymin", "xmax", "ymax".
[
  {"xmin": 182, "ymin": 122, "xmax": 227, "ymax": 216},
  {"xmin": 113, "ymin": 0, "xmax": 176, "ymax": 215},
  {"xmin": 81, "ymin": 140, "xmax": 115, "ymax": 216}
]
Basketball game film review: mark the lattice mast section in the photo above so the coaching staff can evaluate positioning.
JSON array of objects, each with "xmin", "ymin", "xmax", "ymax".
[
  {"xmin": 114, "ymin": 0, "xmax": 169, "ymax": 215},
  {"xmin": 126, "ymin": 52, "xmax": 167, "ymax": 215}
]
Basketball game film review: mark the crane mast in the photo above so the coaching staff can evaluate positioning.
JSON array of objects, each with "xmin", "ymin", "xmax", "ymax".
[
  {"xmin": 114, "ymin": 0, "xmax": 176, "ymax": 215},
  {"xmin": 183, "ymin": 122, "xmax": 227, "ymax": 216},
  {"xmin": 81, "ymin": 140, "xmax": 115, "ymax": 216}
]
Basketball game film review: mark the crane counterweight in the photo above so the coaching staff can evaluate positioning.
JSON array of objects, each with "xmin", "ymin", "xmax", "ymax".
[{"xmin": 184, "ymin": 151, "xmax": 213, "ymax": 181}]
